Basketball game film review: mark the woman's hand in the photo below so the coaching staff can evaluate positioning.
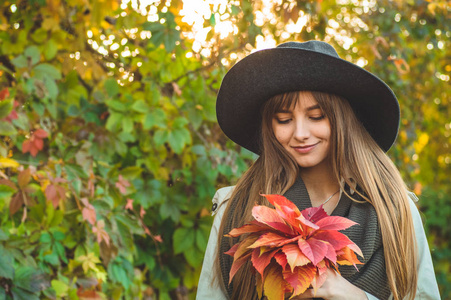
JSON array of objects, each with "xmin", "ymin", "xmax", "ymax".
[{"xmin": 291, "ymin": 269, "xmax": 368, "ymax": 300}]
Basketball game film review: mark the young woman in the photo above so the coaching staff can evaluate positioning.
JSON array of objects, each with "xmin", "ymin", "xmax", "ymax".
[{"xmin": 197, "ymin": 41, "xmax": 440, "ymax": 300}]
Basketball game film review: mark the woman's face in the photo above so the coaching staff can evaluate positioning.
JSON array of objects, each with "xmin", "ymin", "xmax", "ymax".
[{"xmin": 272, "ymin": 91, "xmax": 331, "ymax": 170}]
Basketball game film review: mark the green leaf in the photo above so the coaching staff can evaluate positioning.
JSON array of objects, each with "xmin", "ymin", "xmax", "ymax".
[
  {"xmin": 0, "ymin": 184, "xmax": 16, "ymax": 199},
  {"xmin": 105, "ymin": 78, "xmax": 119, "ymax": 97},
  {"xmin": 122, "ymin": 117, "xmax": 134, "ymax": 133},
  {"xmin": 0, "ymin": 98, "xmax": 13, "ymax": 119},
  {"xmin": 106, "ymin": 99, "xmax": 127, "ymax": 112},
  {"xmin": 143, "ymin": 108, "xmax": 167, "ymax": 129},
  {"xmin": 11, "ymin": 55, "xmax": 28, "ymax": 68},
  {"xmin": 51, "ymin": 280, "xmax": 68, "ymax": 297},
  {"xmin": 53, "ymin": 231, "xmax": 65, "ymax": 241},
  {"xmin": 153, "ymin": 129, "xmax": 168, "ymax": 147},
  {"xmin": 120, "ymin": 166, "xmax": 143, "ymax": 178},
  {"xmin": 173, "ymin": 117, "xmax": 188, "ymax": 128},
  {"xmin": 24, "ymin": 45, "xmax": 41, "ymax": 66},
  {"xmin": 106, "ymin": 112, "xmax": 122, "ymax": 131},
  {"xmin": 44, "ymin": 39, "xmax": 58, "ymax": 60},
  {"xmin": 14, "ymin": 267, "xmax": 49, "ymax": 293},
  {"xmin": 184, "ymin": 246, "xmax": 204, "ymax": 268},
  {"xmin": 195, "ymin": 229, "xmax": 208, "ymax": 251},
  {"xmin": 11, "ymin": 287, "xmax": 39, "ymax": 300},
  {"xmin": 173, "ymin": 227, "xmax": 194, "ymax": 254},
  {"xmin": 0, "ymin": 287, "xmax": 5, "ymax": 300},
  {"xmin": 131, "ymin": 99, "xmax": 149, "ymax": 113},
  {"xmin": 39, "ymin": 232, "xmax": 52, "ymax": 244},
  {"xmin": 33, "ymin": 63, "xmax": 62, "ymax": 80},
  {"xmin": 0, "ymin": 121, "xmax": 17, "ymax": 136},
  {"xmin": 160, "ymin": 201, "xmax": 180, "ymax": 222},
  {"xmin": 0, "ymin": 246, "xmax": 14, "ymax": 279}
]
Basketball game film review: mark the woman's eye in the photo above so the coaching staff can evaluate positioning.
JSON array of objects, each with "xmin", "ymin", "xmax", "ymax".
[
  {"xmin": 276, "ymin": 118, "xmax": 291, "ymax": 124},
  {"xmin": 310, "ymin": 115, "xmax": 325, "ymax": 121}
]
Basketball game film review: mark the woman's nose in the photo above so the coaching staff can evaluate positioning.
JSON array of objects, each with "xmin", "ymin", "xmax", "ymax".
[{"xmin": 293, "ymin": 120, "xmax": 310, "ymax": 140}]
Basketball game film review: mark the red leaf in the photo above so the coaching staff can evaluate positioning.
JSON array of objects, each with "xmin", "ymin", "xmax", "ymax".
[
  {"xmin": 45, "ymin": 184, "xmax": 66, "ymax": 208},
  {"xmin": 251, "ymin": 248, "xmax": 277, "ymax": 278},
  {"xmin": 224, "ymin": 243, "xmax": 239, "ymax": 257},
  {"xmin": 252, "ymin": 205, "xmax": 295, "ymax": 235},
  {"xmin": 315, "ymin": 215, "xmax": 358, "ymax": 231},
  {"xmin": 115, "ymin": 175, "xmax": 130, "ymax": 195},
  {"xmin": 312, "ymin": 230, "xmax": 363, "ymax": 257},
  {"xmin": 229, "ymin": 252, "xmax": 251, "ymax": 283},
  {"xmin": 274, "ymin": 251, "xmax": 288, "ymax": 270},
  {"xmin": 125, "ymin": 198, "xmax": 133, "ymax": 210},
  {"xmin": 301, "ymin": 205, "xmax": 329, "ymax": 223},
  {"xmin": 33, "ymin": 129, "xmax": 48, "ymax": 139},
  {"xmin": 298, "ymin": 237, "xmax": 328, "ymax": 266},
  {"xmin": 82, "ymin": 203, "xmax": 96, "ymax": 225},
  {"xmin": 282, "ymin": 244, "xmax": 310, "ymax": 271},
  {"xmin": 0, "ymin": 88, "xmax": 9, "ymax": 100}
]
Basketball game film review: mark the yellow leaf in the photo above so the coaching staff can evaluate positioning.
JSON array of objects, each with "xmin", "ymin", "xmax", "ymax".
[{"xmin": 0, "ymin": 157, "xmax": 20, "ymax": 169}]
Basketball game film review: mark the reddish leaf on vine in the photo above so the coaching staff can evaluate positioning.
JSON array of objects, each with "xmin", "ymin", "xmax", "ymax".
[
  {"xmin": 45, "ymin": 182, "xmax": 66, "ymax": 208},
  {"xmin": 4, "ymin": 101, "xmax": 19, "ymax": 123},
  {"xmin": 125, "ymin": 198, "xmax": 133, "ymax": 210},
  {"xmin": 251, "ymin": 248, "xmax": 277, "ymax": 277},
  {"xmin": 92, "ymin": 220, "xmax": 110, "ymax": 246},
  {"xmin": 115, "ymin": 175, "xmax": 130, "ymax": 194},
  {"xmin": 81, "ymin": 198, "xmax": 96, "ymax": 225},
  {"xmin": 10, "ymin": 192, "xmax": 24, "ymax": 216},
  {"xmin": 0, "ymin": 88, "xmax": 9, "ymax": 100},
  {"xmin": 22, "ymin": 129, "xmax": 48, "ymax": 157},
  {"xmin": 17, "ymin": 168, "xmax": 32, "ymax": 189}
]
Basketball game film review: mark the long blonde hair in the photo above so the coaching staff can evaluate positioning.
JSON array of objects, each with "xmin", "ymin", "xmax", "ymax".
[{"xmin": 214, "ymin": 91, "xmax": 417, "ymax": 300}]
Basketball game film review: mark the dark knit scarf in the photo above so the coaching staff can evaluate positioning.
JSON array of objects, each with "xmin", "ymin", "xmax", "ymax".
[{"xmin": 220, "ymin": 177, "xmax": 391, "ymax": 299}]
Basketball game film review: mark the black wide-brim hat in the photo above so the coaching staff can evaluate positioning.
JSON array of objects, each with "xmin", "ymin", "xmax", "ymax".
[{"xmin": 216, "ymin": 41, "xmax": 400, "ymax": 154}]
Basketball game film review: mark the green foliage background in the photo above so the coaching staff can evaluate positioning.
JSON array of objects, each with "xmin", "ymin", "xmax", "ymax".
[{"xmin": 0, "ymin": 0, "xmax": 449, "ymax": 299}]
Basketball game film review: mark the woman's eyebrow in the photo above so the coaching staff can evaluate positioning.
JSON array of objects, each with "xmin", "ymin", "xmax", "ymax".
[
  {"xmin": 306, "ymin": 104, "xmax": 321, "ymax": 111},
  {"xmin": 275, "ymin": 109, "xmax": 292, "ymax": 113}
]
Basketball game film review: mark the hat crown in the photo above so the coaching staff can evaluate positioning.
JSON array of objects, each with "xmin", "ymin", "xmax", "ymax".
[{"xmin": 276, "ymin": 40, "xmax": 340, "ymax": 58}]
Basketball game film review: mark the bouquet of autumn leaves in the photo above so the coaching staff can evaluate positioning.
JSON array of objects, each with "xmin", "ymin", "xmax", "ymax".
[{"xmin": 225, "ymin": 194, "xmax": 363, "ymax": 300}]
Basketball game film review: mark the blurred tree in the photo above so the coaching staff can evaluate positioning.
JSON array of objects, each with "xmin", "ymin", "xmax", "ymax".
[{"xmin": 0, "ymin": 0, "xmax": 449, "ymax": 298}]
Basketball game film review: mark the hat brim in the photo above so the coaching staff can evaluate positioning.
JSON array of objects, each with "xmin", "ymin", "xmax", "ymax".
[{"xmin": 216, "ymin": 47, "xmax": 400, "ymax": 154}]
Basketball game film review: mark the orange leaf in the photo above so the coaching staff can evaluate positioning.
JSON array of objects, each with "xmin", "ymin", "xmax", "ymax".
[
  {"xmin": 263, "ymin": 263, "xmax": 286, "ymax": 300},
  {"xmin": 17, "ymin": 168, "xmax": 32, "ymax": 189},
  {"xmin": 227, "ymin": 222, "xmax": 271, "ymax": 237},
  {"xmin": 232, "ymin": 236, "xmax": 258, "ymax": 261},
  {"xmin": 336, "ymin": 246, "xmax": 362, "ymax": 269},
  {"xmin": 0, "ymin": 88, "xmax": 9, "ymax": 100},
  {"xmin": 249, "ymin": 232, "xmax": 291, "ymax": 249},
  {"xmin": 252, "ymin": 205, "xmax": 295, "ymax": 235},
  {"xmin": 283, "ymin": 264, "xmax": 316, "ymax": 297},
  {"xmin": 281, "ymin": 244, "xmax": 310, "ymax": 272}
]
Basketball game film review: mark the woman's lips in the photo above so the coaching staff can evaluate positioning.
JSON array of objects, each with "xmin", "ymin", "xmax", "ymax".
[{"xmin": 291, "ymin": 142, "xmax": 319, "ymax": 154}]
